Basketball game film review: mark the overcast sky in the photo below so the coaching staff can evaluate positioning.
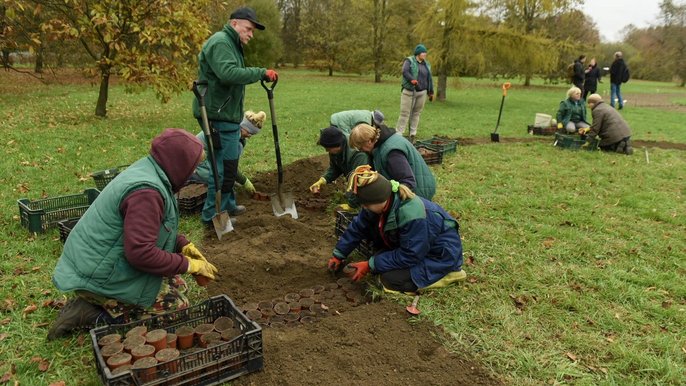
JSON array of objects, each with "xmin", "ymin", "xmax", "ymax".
[{"xmin": 582, "ymin": 1, "xmax": 663, "ymax": 42}]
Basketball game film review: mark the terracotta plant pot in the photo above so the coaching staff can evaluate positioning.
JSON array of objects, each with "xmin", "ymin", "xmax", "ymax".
[
  {"xmin": 245, "ymin": 310, "xmax": 263, "ymax": 321},
  {"xmin": 221, "ymin": 327, "xmax": 241, "ymax": 341},
  {"xmin": 283, "ymin": 313, "xmax": 300, "ymax": 323},
  {"xmin": 101, "ymin": 342, "xmax": 124, "ymax": 361},
  {"xmin": 166, "ymin": 333, "xmax": 177, "ymax": 349},
  {"xmin": 299, "ymin": 288, "xmax": 314, "ymax": 298},
  {"xmin": 98, "ymin": 333, "xmax": 122, "ymax": 347},
  {"xmin": 122, "ymin": 334, "xmax": 146, "ymax": 353},
  {"xmin": 342, "ymin": 265, "xmax": 357, "ymax": 276},
  {"xmin": 155, "ymin": 348, "xmax": 180, "ymax": 374},
  {"xmin": 199, "ymin": 331, "xmax": 222, "ymax": 348},
  {"xmin": 213, "ymin": 316, "xmax": 234, "ymax": 333},
  {"xmin": 106, "ymin": 352, "xmax": 132, "ymax": 371},
  {"xmin": 110, "ymin": 364, "xmax": 131, "ymax": 376},
  {"xmin": 337, "ymin": 277, "xmax": 352, "ymax": 287},
  {"xmin": 193, "ymin": 274, "xmax": 211, "ymax": 287},
  {"xmin": 311, "ymin": 284, "xmax": 325, "ymax": 294},
  {"xmin": 125, "ymin": 325, "xmax": 147, "ymax": 338},
  {"xmin": 298, "ymin": 298, "xmax": 314, "ymax": 310},
  {"xmin": 242, "ymin": 302, "xmax": 259, "ymax": 312},
  {"xmin": 175, "ymin": 325, "xmax": 195, "ymax": 350},
  {"xmin": 258, "ymin": 300, "xmax": 273, "ymax": 311},
  {"xmin": 132, "ymin": 357, "xmax": 158, "ymax": 383},
  {"xmin": 284, "ymin": 292, "xmax": 300, "ymax": 303},
  {"xmin": 145, "ymin": 329, "xmax": 168, "ymax": 353},
  {"xmin": 273, "ymin": 302, "xmax": 290, "ymax": 315},
  {"xmin": 288, "ymin": 302, "xmax": 301, "ymax": 313},
  {"xmin": 300, "ymin": 316, "xmax": 316, "ymax": 324},
  {"xmin": 325, "ymin": 283, "xmax": 339, "ymax": 291},
  {"xmin": 131, "ymin": 344, "xmax": 156, "ymax": 362}
]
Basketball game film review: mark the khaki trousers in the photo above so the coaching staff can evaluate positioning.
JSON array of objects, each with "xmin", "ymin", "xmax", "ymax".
[{"xmin": 396, "ymin": 89, "xmax": 427, "ymax": 136}]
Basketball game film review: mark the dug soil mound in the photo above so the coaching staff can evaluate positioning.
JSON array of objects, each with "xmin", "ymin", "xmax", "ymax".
[{"xmin": 197, "ymin": 155, "xmax": 501, "ymax": 385}]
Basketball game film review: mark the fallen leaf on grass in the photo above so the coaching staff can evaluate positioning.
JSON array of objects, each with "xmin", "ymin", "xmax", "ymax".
[
  {"xmin": 661, "ymin": 300, "xmax": 672, "ymax": 308},
  {"xmin": 2, "ymin": 299, "xmax": 16, "ymax": 312},
  {"xmin": 49, "ymin": 382, "xmax": 66, "ymax": 386},
  {"xmin": 30, "ymin": 356, "xmax": 50, "ymax": 372},
  {"xmin": 465, "ymin": 255, "xmax": 475, "ymax": 266},
  {"xmin": 31, "ymin": 266, "xmax": 41, "ymax": 271},
  {"xmin": 0, "ymin": 372, "xmax": 11, "ymax": 382},
  {"xmin": 566, "ymin": 352, "xmax": 578, "ymax": 361},
  {"xmin": 22, "ymin": 304, "xmax": 38, "ymax": 317},
  {"xmin": 0, "ymin": 333, "xmax": 7, "ymax": 341},
  {"xmin": 0, "ymin": 318, "xmax": 10, "ymax": 326},
  {"xmin": 467, "ymin": 277, "xmax": 478, "ymax": 284},
  {"xmin": 542, "ymin": 238, "xmax": 555, "ymax": 248}
]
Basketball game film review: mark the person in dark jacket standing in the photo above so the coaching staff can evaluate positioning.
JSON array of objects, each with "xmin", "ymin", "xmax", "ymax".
[
  {"xmin": 49, "ymin": 129, "xmax": 218, "ymax": 339},
  {"xmin": 583, "ymin": 58, "xmax": 601, "ymax": 101},
  {"xmin": 582, "ymin": 94, "xmax": 633, "ymax": 154},
  {"xmin": 309, "ymin": 126, "xmax": 371, "ymax": 208},
  {"xmin": 192, "ymin": 7, "xmax": 278, "ymax": 225},
  {"xmin": 572, "ymin": 55, "xmax": 586, "ymax": 93},
  {"xmin": 396, "ymin": 44, "xmax": 434, "ymax": 144},
  {"xmin": 327, "ymin": 166, "xmax": 465, "ymax": 293},
  {"xmin": 349, "ymin": 123, "xmax": 436, "ymax": 200},
  {"xmin": 609, "ymin": 51, "xmax": 628, "ymax": 109}
]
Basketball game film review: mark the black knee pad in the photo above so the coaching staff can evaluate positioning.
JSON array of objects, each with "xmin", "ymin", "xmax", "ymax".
[{"xmin": 221, "ymin": 159, "xmax": 238, "ymax": 193}]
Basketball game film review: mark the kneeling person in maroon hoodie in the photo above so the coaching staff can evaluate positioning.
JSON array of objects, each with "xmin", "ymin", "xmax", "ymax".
[{"xmin": 49, "ymin": 128, "xmax": 217, "ymax": 340}]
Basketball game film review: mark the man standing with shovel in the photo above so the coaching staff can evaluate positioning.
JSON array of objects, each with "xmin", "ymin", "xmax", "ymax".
[{"xmin": 192, "ymin": 6, "xmax": 278, "ymax": 229}]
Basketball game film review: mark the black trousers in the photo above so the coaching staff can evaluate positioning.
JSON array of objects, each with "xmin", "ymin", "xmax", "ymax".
[{"xmin": 380, "ymin": 269, "xmax": 418, "ymax": 292}]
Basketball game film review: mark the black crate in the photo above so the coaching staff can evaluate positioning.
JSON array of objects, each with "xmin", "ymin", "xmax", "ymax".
[
  {"xmin": 91, "ymin": 294, "xmax": 263, "ymax": 386},
  {"xmin": 417, "ymin": 136, "xmax": 458, "ymax": 154},
  {"xmin": 178, "ymin": 183, "xmax": 207, "ymax": 214},
  {"xmin": 18, "ymin": 189, "xmax": 100, "ymax": 233},
  {"xmin": 334, "ymin": 210, "xmax": 374, "ymax": 258},
  {"xmin": 553, "ymin": 133, "xmax": 599, "ymax": 151},
  {"xmin": 91, "ymin": 165, "xmax": 128, "ymax": 190},
  {"xmin": 415, "ymin": 144, "xmax": 443, "ymax": 165},
  {"xmin": 527, "ymin": 125, "xmax": 558, "ymax": 136},
  {"xmin": 57, "ymin": 217, "xmax": 80, "ymax": 244}
]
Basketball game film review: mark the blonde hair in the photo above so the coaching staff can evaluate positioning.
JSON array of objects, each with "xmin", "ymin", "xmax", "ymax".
[
  {"xmin": 349, "ymin": 123, "xmax": 380, "ymax": 150},
  {"xmin": 567, "ymin": 87, "xmax": 581, "ymax": 98},
  {"xmin": 244, "ymin": 110, "xmax": 266, "ymax": 128},
  {"xmin": 347, "ymin": 165, "xmax": 415, "ymax": 201}
]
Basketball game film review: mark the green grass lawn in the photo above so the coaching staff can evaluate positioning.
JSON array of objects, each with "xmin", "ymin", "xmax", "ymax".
[{"xmin": 1, "ymin": 69, "xmax": 685, "ymax": 385}]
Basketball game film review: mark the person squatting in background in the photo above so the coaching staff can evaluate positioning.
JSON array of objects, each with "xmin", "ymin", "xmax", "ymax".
[
  {"xmin": 192, "ymin": 6, "xmax": 277, "ymax": 225},
  {"xmin": 582, "ymin": 94, "xmax": 634, "ymax": 155},
  {"xmin": 49, "ymin": 129, "xmax": 218, "ymax": 340},
  {"xmin": 349, "ymin": 123, "xmax": 436, "ymax": 200},
  {"xmin": 396, "ymin": 44, "xmax": 434, "ymax": 144},
  {"xmin": 191, "ymin": 110, "xmax": 266, "ymax": 208},
  {"xmin": 309, "ymin": 126, "xmax": 371, "ymax": 209},
  {"xmin": 328, "ymin": 166, "xmax": 465, "ymax": 294},
  {"xmin": 556, "ymin": 86, "xmax": 590, "ymax": 134}
]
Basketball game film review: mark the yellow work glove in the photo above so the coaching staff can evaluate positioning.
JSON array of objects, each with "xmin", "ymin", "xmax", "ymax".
[
  {"xmin": 242, "ymin": 178, "xmax": 256, "ymax": 194},
  {"xmin": 557, "ymin": 122, "xmax": 563, "ymax": 129},
  {"xmin": 181, "ymin": 242, "xmax": 207, "ymax": 262},
  {"xmin": 578, "ymin": 127, "xmax": 589, "ymax": 135},
  {"xmin": 336, "ymin": 203, "xmax": 352, "ymax": 211},
  {"xmin": 309, "ymin": 177, "xmax": 327, "ymax": 193},
  {"xmin": 185, "ymin": 256, "xmax": 218, "ymax": 280}
]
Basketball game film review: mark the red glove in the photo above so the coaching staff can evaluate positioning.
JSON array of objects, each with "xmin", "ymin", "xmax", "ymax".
[
  {"xmin": 264, "ymin": 69, "xmax": 278, "ymax": 82},
  {"xmin": 428, "ymin": 93, "xmax": 434, "ymax": 102},
  {"xmin": 347, "ymin": 261, "xmax": 370, "ymax": 282},
  {"xmin": 328, "ymin": 256, "xmax": 343, "ymax": 272},
  {"xmin": 410, "ymin": 79, "xmax": 418, "ymax": 86}
]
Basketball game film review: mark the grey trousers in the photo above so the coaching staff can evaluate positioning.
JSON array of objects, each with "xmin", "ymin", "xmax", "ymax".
[{"xmin": 396, "ymin": 89, "xmax": 427, "ymax": 136}]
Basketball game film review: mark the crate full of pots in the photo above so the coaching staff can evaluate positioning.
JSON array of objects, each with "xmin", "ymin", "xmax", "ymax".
[
  {"xmin": 334, "ymin": 210, "xmax": 374, "ymax": 258},
  {"xmin": 90, "ymin": 294, "xmax": 263, "ymax": 385}
]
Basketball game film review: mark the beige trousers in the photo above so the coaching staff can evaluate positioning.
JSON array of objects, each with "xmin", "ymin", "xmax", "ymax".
[{"xmin": 396, "ymin": 89, "xmax": 427, "ymax": 136}]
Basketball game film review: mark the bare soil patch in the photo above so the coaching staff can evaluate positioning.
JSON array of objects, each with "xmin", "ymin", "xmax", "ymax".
[{"xmin": 198, "ymin": 155, "xmax": 502, "ymax": 386}]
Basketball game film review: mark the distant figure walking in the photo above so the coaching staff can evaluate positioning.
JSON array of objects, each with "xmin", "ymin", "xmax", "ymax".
[
  {"xmin": 572, "ymin": 55, "xmax": 586, "ymax": 94},
  {"xmin": 609, "ymin": 51, "xmax": 629, "ymax": 109},
  {"xmin": 396, "ymin": 44, "xmax": 434, "ymax": 144},
  {"xmin": 582, "ymin": 58, "xmax": 601, "ymax": 101}
]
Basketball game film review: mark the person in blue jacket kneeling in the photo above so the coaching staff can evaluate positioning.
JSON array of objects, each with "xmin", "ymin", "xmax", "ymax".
[{"xmin": 328, "ymin": 165, "xmax": 465, "ymax": 293}]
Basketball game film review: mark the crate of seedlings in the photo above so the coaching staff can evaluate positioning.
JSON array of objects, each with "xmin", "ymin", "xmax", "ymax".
[
  {"xmin": 90, "ymin": 294, "xmax": 263, "ymax": 386},
  {"xmin": 177, "ymin": 183, "xmax": 208, "ymax": 214},
  {"xmin": 334, "ymin": 210, "xmax": 374, "ymax": 258},
  {"xmin": 18, "ymin": 189, "xmax": 100, "ymax": 233},
  {"xmin": 416, "ymin": 136, "xmax": 458, "ymax": 154},
  {"xmin": 527, "ymin": 125, "xmax": 558, "ymax": 136},
  {"xmin": 91, "ymin": 165, "xmax": 128, "ymax": 191},
  {"xmin": 57, "ymin": 217, "xmax": 80, "ymax": 244},
  {"xmin": 415, "ymin": 144, "xmax": 443, "ymax": 165},
  {"xmin": 553, "ymin": 133, "xmax": 599, "ymax": 151}
]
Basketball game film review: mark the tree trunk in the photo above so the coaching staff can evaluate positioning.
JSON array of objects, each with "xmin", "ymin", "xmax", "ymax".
[
  {"xmin": 1, "ymin": 50, "xmax": 10, "ymax": 70},
  {"xmin": 35, "ymin": 43, "xmax": 44, "ymax": 74},
  {"xmin": 438, "ymin": 73, "xmax": 447, "ymax": 101},
  {"xmin": 524, "ymin": 74, "xmax": 531, "ymax": 86},
  {"xmin": 95, "ymin": 65, "xmax": 110, "ymax": 117}
]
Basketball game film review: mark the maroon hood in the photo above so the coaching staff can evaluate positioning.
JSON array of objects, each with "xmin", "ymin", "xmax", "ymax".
[{"xmin": 150, "ymin": 128, "xmax": 203, "ymax": 193}]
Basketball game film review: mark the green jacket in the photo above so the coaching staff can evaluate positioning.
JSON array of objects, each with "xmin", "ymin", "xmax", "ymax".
[
  {"xmin": 374, "ymin": 133, "xmax": 436, "ymax": 200},
  {"xmin": 330, "ymin": 110, "xmax": 372, "ymax": 134},
  {"xmin": 401, "ymin": 56, "xmax": 433, "ymax": 93},
  {"xmin": 52, "ymin": 157, "xmax": 178, "ymax": 306},
  {"xmin": 192, "ymin": 24, "xmax": 266, "ymax": 126},
  {"xmin": 556, "ymin": 98, "xmax": 587, "ymax": 127}
]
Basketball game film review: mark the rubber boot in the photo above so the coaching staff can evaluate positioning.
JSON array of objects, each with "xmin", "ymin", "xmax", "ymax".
[
  {"xmin": 409, "ymin": 135, "xmax": 416, "ymax": 145},
  {"xmin": 47, "ymin": 297, "xmax": 106, "ymax": 340}
]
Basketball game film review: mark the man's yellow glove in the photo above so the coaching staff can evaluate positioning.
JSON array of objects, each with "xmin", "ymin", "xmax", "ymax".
[
  {"xmin": 185, "ymin": 256, "xmax": 218, "ymax": 280},
  {"xmin": 243, "ymin": 178, "xmax": 256, "ymax": 194},
  {"xmin": 181, "ymin": 242, "xmax": 207, "ymax": 262},
  {"xmin": 309, "ymin": 177, "xmax": 327, "ymax": 193},
  {"xmin": 557, "ymin": 122, "xmax": 563, "ymax": 129},
  {"xmin": 578, "ymin": 127, "xmax": 589, "ymax": 135},
  {"xmin": 336, "ymin": 203, "xmax": 352, "ymax": 211}
]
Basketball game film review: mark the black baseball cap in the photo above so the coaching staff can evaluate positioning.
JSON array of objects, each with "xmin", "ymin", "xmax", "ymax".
[{"xmin": 230, "ymin": 7, "xmax": 265, "ymax": 30}]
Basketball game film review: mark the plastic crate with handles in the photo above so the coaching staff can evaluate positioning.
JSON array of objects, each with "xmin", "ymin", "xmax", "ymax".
[
  {"xmin": 91, "ymin": 294, "xmax": 263, "ymax": 386},
  {"xmin": 416, "ymin": 136, "xmax": 458, "ymax": 154},
  {"xmin": 178, "ymin": 183, "xmax": 208, "ymax": 214},
  {"xmin": 334, "ymin": 210, "xmax": 374, "ymax": 258},
  {"xmin": 57, "ymin": 217, "xmax": 80, "ymax": 244},
  {"xmin": 18, "ymin": 189, "xmax": 100, "ymax": 233},
  {"xmin": 553, "ymin": 133, "xmax": 599, "ymax": 151},
  {"xmin": 414, "ymin": 144, "xmax": 443, "ymax": 165},
  {"xmin": 91, "ymin": 165, "xmax": 128, "ymax": 191}
]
